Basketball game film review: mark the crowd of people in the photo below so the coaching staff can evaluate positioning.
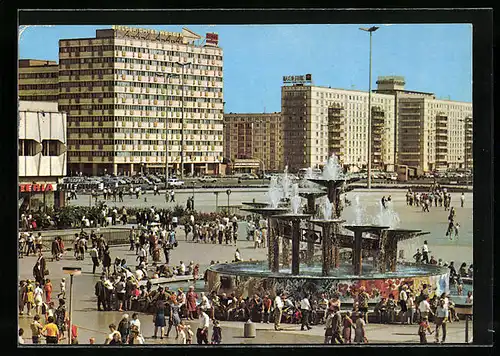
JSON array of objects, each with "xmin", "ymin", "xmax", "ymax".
[
  {"xmin": 411, "ymin": 239, "xmax": 473, "ymax": 296},
  {"xmin": 405, "ymin": 187, "xmax": 465, "ymax": 240}
]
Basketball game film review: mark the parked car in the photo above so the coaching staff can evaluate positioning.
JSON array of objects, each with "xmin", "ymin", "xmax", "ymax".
[
  {"xmin": 240, "ymin": 173, "xmax": 257, "ymax": 180},
  {"xmin": 198, "ymin": 176, "xmax": 217, "ymax": 183},
  {"xmin": 167, "ymin": 178, "xmax": 185, "ymax": 187}
]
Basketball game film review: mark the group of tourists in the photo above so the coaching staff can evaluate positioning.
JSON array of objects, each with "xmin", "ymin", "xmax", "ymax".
[
  {"xmin": 186, "ymin": 215, "xmax": 239, "ymax": 246},
  {"xmin": 18, "ymin": 277, "xmax": 77, "ymax": 345},
  {"xmin": 246, "ymin": 218, "xmax": 269, "ymax": 248}
]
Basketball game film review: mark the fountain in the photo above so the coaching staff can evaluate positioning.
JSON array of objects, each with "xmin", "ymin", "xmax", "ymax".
[
  {"xmin": 207, "ymin": 157, "xmax": 450, "ymax": 303},
  {"xmin": 272, "ymin": 184, "xmax": 313, "ymax": 275}
]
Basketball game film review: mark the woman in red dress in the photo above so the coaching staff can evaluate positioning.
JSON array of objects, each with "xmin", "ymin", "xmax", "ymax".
[
  {"xmin": 342, "ymin": 311, "xmax": 354, "ymax": 343},
  {"xmin": 186, "ymin": 286, "xmax": 198, "ymax": 320},
  {"xmin": 193, "ymin": 264, "xmax": 200, "ymax": 282}
]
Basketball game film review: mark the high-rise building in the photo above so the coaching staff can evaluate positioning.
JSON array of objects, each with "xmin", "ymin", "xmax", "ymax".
[
  {"xmin": 223, "ymin": 112, "xmax": 284, "ymax": 173},
  {"xmin": 282, "ymin": 84, "xmax": 395, "ymax": 172},
  {"xmin": 57, "ymin": 26, "xmax": 224, "ymax": 176},
  {"xmin": 18, "ymin": 59, "xmax": 59, "ymax": 102},
  {"xmin": 375, "ymin": 76, "xmax": 473, "ymax": 172},
  {"xmin": 18, "ymin": 101, "xmax": 67, "ymax": 210}
]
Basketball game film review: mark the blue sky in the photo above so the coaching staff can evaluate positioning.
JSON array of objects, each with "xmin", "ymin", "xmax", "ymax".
[{"xmin": 19, "ymin": 24, "xmax": 472, "ymax": 113}]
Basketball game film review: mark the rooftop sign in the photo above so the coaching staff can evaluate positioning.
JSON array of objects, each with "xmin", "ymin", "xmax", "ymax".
[
  {"xmin": 283, "ymin": 74, "xmax": 312, "ymax": 85},
  {"xmin": 112, "ymin": 25, "xmax": 183, "ymax": 43}
]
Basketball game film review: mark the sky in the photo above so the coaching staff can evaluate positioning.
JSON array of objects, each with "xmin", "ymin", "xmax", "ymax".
[{"xmin": 19, "ymin": 24, "xmax": 472, "ymax": 113}]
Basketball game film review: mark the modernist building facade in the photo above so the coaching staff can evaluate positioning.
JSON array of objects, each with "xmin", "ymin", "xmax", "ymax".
[
  {"xmin": 375, "ymin": 76, "xmax": 473, "ymax": 172},
  {"xmin": 56, "ymin": 26, "xmax": 224, "ymax": 176},
  {"xmin": 282, "ymin": 77, "xmax": 472, "ymax": 173},
  {"xmin": 282, "ymin": 84, "xmax": 396, "ymax": 172},
  {"xmin": 223, "ymin": 112, "xmax": 284, "ymax": 174},
  {"xmin": 19, "ymin": 59, "xmax": 59, "ymax": 102},
  {"xmin": 19, "ymin": 101, "xmax": 67, "ymax": 210}
]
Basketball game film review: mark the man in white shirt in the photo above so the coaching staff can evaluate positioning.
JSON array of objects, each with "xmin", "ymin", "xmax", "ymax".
[
  {"xmin": 179, "ymin": 261, "xmax": 186, "ymax": 275},
  {"xmin": 274, "ymin": 293, "xmax": 284, "ymax": 331},
  {"xmin": 89, "ymin": 245, "xmax": 99, "ymax": 274},
  {"xmin": 234, "ymin": 249, "xmax": 242, "ymax": 262},
  {"xmin": 418, "ymin": 296, "xmax": 432, "ymax": 321},
  {"xmin": 300, "ymin": 295, "xmax": 312, "ymax": 331},
  {"xmin": 196, "ymin": 308, "xmax": 210, "ymax": 344},
  {"xmin": 137, "ymin": 246, "xmax": 147, "ymax": 265},
  {"xmin": 130, "ymin": 313, "xmax": 141, "ymax": 333},
  {"xmin": 422, "ymin": 241, "xmax": 430, "ymax": 264},
  {"xmin": 135, "ymin": 268, "xmax": 144, "ymax": 281},
  {"xmin": 35, "ymin": 233, "xmax": 43, "ymax": 254}
]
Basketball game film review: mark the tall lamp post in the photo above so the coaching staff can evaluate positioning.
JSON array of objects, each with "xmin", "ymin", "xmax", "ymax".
[
  {"xmin": 226, "ymin": 189, "xmax": 231, "ymax": 216},
  {"xmin": 175, "ymin": 61, "xmax": 191, "ymax": 180},
  {"xmin": 62, "ymin": 267, "xmax": 81, "ymax": 345},
  {"xmin": 359, "ymin": 26, "xmax": 379, "ymax": 190},
  {"xmin": 155, "ymin": 73, "xmax": 174, "ymax": 202},
  {"xmin": 459, "ymin": 117, "xmax": 473, "ymax": 188},
  {"xmin": 214, "ymin": 191, "xmax": 220, "ymax": 212}
]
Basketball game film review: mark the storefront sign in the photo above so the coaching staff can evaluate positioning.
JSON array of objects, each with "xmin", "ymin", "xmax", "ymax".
[
  {"xmin": 19, "ymin": 183, "xmax": 55, "ymax": 192},
  {"xmin": 206, "ymin": 32, "xmax": 219, "ymax": 46},
  {"xmin": 283, "ymin": 74, "xmax": 312, "ymax": 85}
]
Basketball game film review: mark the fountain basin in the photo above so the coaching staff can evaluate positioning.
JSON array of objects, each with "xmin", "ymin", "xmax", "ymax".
[{"xmin": 205, "ymin": 260, "xmax": 450, "ymax": 303}]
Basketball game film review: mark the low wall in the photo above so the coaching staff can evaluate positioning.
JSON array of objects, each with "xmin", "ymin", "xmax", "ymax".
[
  {"xmin": 205, "ymin": 268, "xmax": 449, "ymax": 304},
  {"xmin": 34, "ymin": 228, "xmax": 131, "ymax": 249}
]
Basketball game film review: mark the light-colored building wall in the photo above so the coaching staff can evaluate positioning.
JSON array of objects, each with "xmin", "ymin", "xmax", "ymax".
[
  {"xmin": 223, "ymin": 112, "xmax": 283, "ymax": 173},
  {"xmin": 282, "ymin": 85, "xmax": 395, "ymax": 172},
  {"xmin": 19, "ymin": 101, "xmax": 67, "ymax": 179},
  {"xmin": 18, "ymin": 101, "xmax": 67, "ymax": 210},
  {"xmin": 397, "ymin": 96, "xmax": 473, "ymax": 172},
  {"xmin": 18, "ymin": 60, "xmax": 59, "ymax": 102},
  {"xmin": 57, "ymin": 27, "xmax": 223, "ymax": 176}
]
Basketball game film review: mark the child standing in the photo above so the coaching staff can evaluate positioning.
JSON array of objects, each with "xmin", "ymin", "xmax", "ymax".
[
  {"xmin": 185, "ymin": 325, "xmax": 194, "ymax": 344},
  {"xmin": 211, "ymin": 320, "xmax": 222, "ymax": 344},
  {"xmin": 44, "ymin": 279, "xmax": 53, "ymax": 303},
  {"xmin": 57, "ymin": 278, "xmax": 66, "ymax": 300},
  {"xmin": 418, "ymin": 316, "xmax": 434, "ymax": 343}
]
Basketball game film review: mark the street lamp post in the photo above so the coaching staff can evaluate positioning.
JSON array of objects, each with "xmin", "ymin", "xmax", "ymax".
[
  {"xmin": 175, "ymin": 61, "xmax": 191, "ymax": 180},
  {"xmin": 459, "ymin": 117, "xmax": 472, "ymax": 188},
  {"xmin": 214, "ymin": 191, "xmax": 220, "ymax": 212},
  {"xmin": 226, "ymin": 189, "xmax": 231, "ymax": 216},
  {"xmin": 192, "ymin": 181, "xmax": 196, "ymax": 210},
  {"xmin": 62, "ymin": 267, "xmax": 82, "ymax": 345},
  {"xmin": 156, "ymin": 73, "xmax": 174, "ymax": 202},
  {"xmin": 359, "ymin": 26, "xmax": 379, "ymax": 190}
]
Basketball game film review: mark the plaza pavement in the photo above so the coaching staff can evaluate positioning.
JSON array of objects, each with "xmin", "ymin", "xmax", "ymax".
[
  {"xmin": 18, "ymin": 234, "xmax": 472, "ymax": 345},
  {"xmin": 69, "ymin": 188, "xmax": 473, "ymax": 264}
]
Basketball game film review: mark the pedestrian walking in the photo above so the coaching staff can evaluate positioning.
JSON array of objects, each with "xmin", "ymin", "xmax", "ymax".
[
  {"xmin": 300, "ymin": 295, "xmax": 312, "ymax": 331},
  {"xmin": 95, "ymin": 275, "xmax": 107, "ymax": 311},
  {"xmin": 331, "ymin": 305, "xmax": 343, "ymax": 344},
  {"xmin": 30, "ymin": 315, "xmax": 43, "ymax": 344},
  {"xmin": 354, "ymin": 312, "xmax": 367, "ymax": 343},
  {"xmin": 434, "ymin": 298, "xmax": 448, "ymax": 343},
  {"xmin": 274, "ymin": 293, "xmax": 284, "ymax": 331},
  {"xmin": 196, "ymin": 307, "xmax": 210, "ymax": 344}
]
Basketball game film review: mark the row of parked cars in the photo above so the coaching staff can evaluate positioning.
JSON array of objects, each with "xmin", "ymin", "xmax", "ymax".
[{"xmin": 62, "ymin": 174, "xmax": 186, "ymax": 191}]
